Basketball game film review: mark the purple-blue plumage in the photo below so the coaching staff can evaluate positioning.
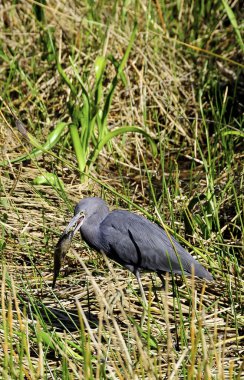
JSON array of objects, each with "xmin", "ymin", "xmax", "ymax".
[{"xmin": 74, "ymin": 197, "xmax": 213, "ymax": 281}]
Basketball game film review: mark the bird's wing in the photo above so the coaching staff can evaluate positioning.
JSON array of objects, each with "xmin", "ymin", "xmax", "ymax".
[{"xmin": 99, "ymin": 210, "xmax": 208, "ymax": 277}]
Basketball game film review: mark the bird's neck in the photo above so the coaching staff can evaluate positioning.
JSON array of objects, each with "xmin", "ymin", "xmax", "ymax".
[{"xmin": 80, "ymin": 208, "xmax": 108, "ymax": 251}]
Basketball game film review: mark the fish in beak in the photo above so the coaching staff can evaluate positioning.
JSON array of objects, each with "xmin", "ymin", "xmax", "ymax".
[{"xmin": 52, "ymin": 211, "xmax": 84, "ymax": 288}]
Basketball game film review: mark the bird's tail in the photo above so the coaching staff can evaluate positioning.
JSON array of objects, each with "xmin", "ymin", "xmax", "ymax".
[{"xmin": 193, "ymin": 262, "xmax": 213, "ymax": 281}]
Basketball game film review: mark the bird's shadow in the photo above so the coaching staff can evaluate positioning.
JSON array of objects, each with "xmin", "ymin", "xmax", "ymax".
[
  {"xmin": 21, "ymin": 298, "xmax": 99, "ymax": 332},
  {"xmin": 39, "ymin": 305, "xmax": 98, "ymax": 332}
]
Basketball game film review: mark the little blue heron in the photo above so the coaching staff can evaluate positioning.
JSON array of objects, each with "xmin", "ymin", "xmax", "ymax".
[{"xmin": 53, "ymin": 197, "xmax": 213, "ymax": 303}]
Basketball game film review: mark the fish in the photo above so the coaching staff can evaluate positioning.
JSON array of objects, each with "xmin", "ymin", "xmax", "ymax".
[{"xmin": 52, "ymin": 230, "xmax": 74, "ymax": 288}]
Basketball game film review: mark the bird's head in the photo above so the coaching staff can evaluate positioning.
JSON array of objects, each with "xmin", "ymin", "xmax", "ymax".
[
  {"xmin": 53, "ymin": 197, "xmax": 108, "ymax": 288},
  {"xmin": 63, "ymin": 197, "xmax": 108, "ymax": 236}
]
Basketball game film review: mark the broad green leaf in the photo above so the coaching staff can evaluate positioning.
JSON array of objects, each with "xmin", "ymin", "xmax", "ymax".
[
  {"xmin": 69, "ymin": 123, "xmax": 86, "ymax": 174},
  {"xmin": 33, "ymin": 172, "xmax": 65, "ymax": 191},
  {"xmin": 89, "ymin": 126, "xmax": 157, "ymax": 168},
  {"xmin": 94, "ymin": 56, "xmax": 107, "ymax": 106},
  {"xmin": 42, "ymin": 122, "xmax": 67, "ymax": 149},
  {"xmin": 0, "ymin": 122, "xmax": 67, "ymax": 166},
  {"xmin": 94, "ymin": 56, "xmax": 106, "ymax": 85}
]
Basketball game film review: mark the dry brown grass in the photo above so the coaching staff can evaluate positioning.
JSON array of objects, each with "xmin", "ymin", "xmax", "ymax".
[{"xmin": 0, "ymin": 1, "xmax": 243, "ymax": 379}]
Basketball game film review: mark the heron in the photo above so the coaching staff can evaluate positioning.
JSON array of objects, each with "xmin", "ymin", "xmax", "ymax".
[{"xmin": 53, "ymin": 197, "xmax": 213, "ymax": 304}]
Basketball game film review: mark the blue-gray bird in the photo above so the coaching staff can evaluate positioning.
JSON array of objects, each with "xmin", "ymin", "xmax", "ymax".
[{"xmin": 53, "ymin": 197, "xmax": 213, "ymax": 301}]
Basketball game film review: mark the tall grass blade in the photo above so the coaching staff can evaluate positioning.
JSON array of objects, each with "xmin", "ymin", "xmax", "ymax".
[
  {"xmin": 69, "ymin": 123, "xmax": 86, "ymax": 175},
  {"xmin": 222, "ymin": 0, "xmax": 244, "ymax": 52},
  {"xmin": 88, "ymin": 126, "xmax": 157, "ymax": 169},
  {"xmin": 102, "ymin": 23, "xmax": 138, "ymax": 128}
]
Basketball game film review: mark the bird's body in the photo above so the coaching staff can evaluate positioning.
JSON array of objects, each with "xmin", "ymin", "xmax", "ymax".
[
  {"xmin": 73, "ymin": 197, "xmax": 212, "ymax": 280},
  {"xmin": 53, "ymin": 197, "xmax": 213, "ymax": 294}
]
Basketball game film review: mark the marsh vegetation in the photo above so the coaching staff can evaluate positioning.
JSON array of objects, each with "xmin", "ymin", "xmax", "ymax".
[{"xmin": 0, "ymin": 1, "xmax": 243, "ymax": 379}]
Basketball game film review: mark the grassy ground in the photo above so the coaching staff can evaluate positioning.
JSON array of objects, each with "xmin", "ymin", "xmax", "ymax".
[{"xmin": 0, "ymin": 1, "xmax": 243, "ymax": 379}]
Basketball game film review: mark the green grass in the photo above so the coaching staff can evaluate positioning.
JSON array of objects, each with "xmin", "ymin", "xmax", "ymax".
[{"xmin": 0, "ymin": 0, "xmax": 243, "ymax": 379}]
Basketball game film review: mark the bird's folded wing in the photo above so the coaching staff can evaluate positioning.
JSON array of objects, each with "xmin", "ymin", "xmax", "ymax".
[{"xmin": 99, "ymin": 210, "xmax": 194, "ymax": 275}]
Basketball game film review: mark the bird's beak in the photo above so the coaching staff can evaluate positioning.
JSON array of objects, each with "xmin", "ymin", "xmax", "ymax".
[
  {"xmin": 63, "ymin": 211, "xmax": 85, "ymax": 236},
  {"xmin": 52, "ymin": 211, "xmax": 84, "ymax": 289}
]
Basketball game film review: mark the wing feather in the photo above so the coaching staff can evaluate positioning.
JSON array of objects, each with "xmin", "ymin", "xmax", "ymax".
[{"xmin": 99, "ymin": 210, "xmax": 212, "ymax": 279}]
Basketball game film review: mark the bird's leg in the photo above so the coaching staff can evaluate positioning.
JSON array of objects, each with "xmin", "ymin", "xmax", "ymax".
[
  {"xmin": 135, "ymin": 270, "xmax": 148, "ymax": 307},
  {"xmin": 150, "ymin": 274, "xmax": 160, "ymax": 302},
  {"xmin": 135, "ymin": 270, "xmax": 148, "ymax": 326},
  {"xmin": 157, "ymin": 272, "xmax": 178, "ymax": 297},
  {"xmin": 157, "ymin": 272, "xmax": 165, "ymax": 290}
]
